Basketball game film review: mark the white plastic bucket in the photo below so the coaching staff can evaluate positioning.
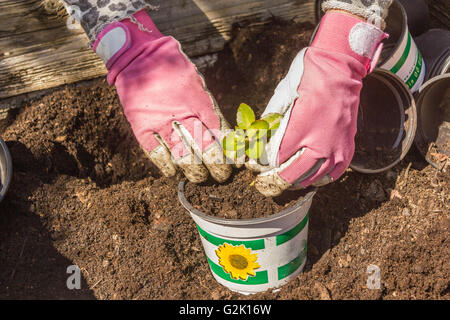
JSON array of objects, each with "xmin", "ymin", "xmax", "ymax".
[
  {"xmin": 0, "ymin": 137, "xmax": 12, "ymax": 203},
  {"xmin": 314, "ymin": 0, "xmax": 426, "ymax": 92},
  {"xmin": 351, "ymin": 69, "xmax": 417, "ymax": 173},
  {"xmin": 378, "ymin": 0, "xmax": 426, "ymax": 92},
  {"xmin": 415, "ymin": 29, "xmax": 450, "ymax": 80},
  {"xmin": 178, "ymin": 181, "xmax": 315, "ymax": 294},
  {"xmin": 414, "ymin": 73, "xmax": 450, "ymax": 169}
]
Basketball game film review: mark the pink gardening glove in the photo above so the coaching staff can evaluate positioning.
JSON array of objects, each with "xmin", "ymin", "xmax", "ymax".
[
  {"xmin": 93, "ymin": 10, "xmax": 231, "ymax": 183},
  {"xmin": 255, "ymin": 11, "xmax": 387, "ymax": 196}
]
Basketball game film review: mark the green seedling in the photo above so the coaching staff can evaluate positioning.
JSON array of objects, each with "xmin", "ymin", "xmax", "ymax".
[{"xmin": 223, "ymin": 103, "xmax": 282, "ymax": 162}]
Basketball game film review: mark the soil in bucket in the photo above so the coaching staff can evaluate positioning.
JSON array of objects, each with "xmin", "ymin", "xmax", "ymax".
[
  {"xmin": 415, "ymin": 75, "xmax": 450, "ymax": 169},
  {"xmin": 353, "ymin": 73, "xmax": 405, "ymax": 170},
  {"xmin": 351, "ymin": 69, "xmax": 416, "ymax": 173},
  {"xmin": 184, "ymin": 169, "xmax": 311, "ymax": 219}
]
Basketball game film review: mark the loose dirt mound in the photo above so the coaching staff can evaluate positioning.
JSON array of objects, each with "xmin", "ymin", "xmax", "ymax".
[{"xmin": 0, "ymin": 21, "xmax": 448, "ymax": 300}]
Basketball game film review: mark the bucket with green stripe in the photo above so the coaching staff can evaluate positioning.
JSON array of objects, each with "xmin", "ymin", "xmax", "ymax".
[
  {"xmin": 378, "ymin": 0, "xmax": 426, "ymax": 93},
  {"xmin": 178, "ymin": 180, "xmax": 315, "ymax": 294}
]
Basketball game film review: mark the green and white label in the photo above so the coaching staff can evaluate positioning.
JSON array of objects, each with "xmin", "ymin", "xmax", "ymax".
[
  {"xmin": 380, "ymin": 32, "xmax": 426, "ymax": 92},
  {"xmin": 196, "ymin": 213, "xmax": 309, "ymax": 293}
]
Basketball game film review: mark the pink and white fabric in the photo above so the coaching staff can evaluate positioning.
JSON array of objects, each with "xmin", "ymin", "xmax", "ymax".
[
  {"xmin": 255, "ymin": 11, "xmax": 388, "ymax": 196},
  {"xmin": 92, "ymin": 9, "xmax": 231, "ymax": 183}
]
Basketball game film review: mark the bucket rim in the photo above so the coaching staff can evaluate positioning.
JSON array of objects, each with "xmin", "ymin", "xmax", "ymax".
[
  {"xmin": 414, "ymin": 29, "xmax": 450, "ymax": 80},
  {"xmin": 417, "ymin": 73, "xmax": 450, "ymax": 96},
  {"xmin": 178, "ymin": 180, "xmax": 316, "ymax": 226},
  {"xmin": 350, "ymin": 68, "xmax": 417, "ymax": 173},
  {"xmin": 314, "ymin": 0, "xmax": 408, "ymax": 68},
  {"xmin": 0, "ymin": 137, "xmax": 12, "ymax": 202},
  {"xmin": 437, "ymin": 53, "xmax": 450, "ymax": 76},
  {"xmin": 430, "ymin": 52, "xmax": 449, "ymax": 79},
  {"xmin": 378, "ymin": 0, "xmax": 408, "ymax": 66},
  {"xmin": 414, "ymin": 73, "xmax": 450, "ymax": 169},
  {"xmin": 428, "ymin": 48, "xmax": 450, "ymax": 79}
]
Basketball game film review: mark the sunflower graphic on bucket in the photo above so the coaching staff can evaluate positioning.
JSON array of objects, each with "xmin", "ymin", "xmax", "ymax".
[{"xmin": 215, "ymin": 243, "xmax": 260, "ymax": 281}]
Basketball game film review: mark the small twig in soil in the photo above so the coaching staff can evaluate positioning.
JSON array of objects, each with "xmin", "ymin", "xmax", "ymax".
[
  {"xmin": 430, "ymin": 168, "xmax": 444, "ymax": 188},
  {"xmin": 80, "ymin": 267, "xmax": 89, "ymax": 276},
  {"xmin": 90, "ymin": 278, "xmax": 103, "ymax": 290},
  {"xmin": 19, "ymin": 238, "xmax": 26, "ymax": 258},
  {"xmin": 404, "ymin": 162, "xmax": 412, "ymax": 181},
  {"xmin": 314, "ymin": 281, "xmax": 332, "ymax": 300},
  {"xmin": 10, "ymin": 238, "xmax": 27, "ymax": 279}
]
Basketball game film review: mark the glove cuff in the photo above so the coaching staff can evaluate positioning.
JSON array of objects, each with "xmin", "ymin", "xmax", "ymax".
[
  {"xmin": 92, "ymin": 9, "xmax": 164, "ymax": 85},
  {"xmin": 321, "ymin": 0, "xmax": 393, "ymax": 30},
  {"xmin": 311, "ymin": 11, "xmax": 388, "ymax": 73}
]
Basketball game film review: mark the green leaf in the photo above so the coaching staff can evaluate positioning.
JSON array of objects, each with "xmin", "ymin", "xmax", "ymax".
[
  {"xmin": 236, "ymin": 103, "xmax": 255, "ymax": 130},
  {"xmin": 248, "ymin": 120, "xmax": 269, "ymax": 142},
  {"xmin": 222, "ymin": 132, "xmax": 237, "ymax": 151},
  {"xmin": 236, "ymin": 140, "xmax": 246, "ymax": 152},
  {"xmin": 235, "ymin": 128, "xmax": 246, "ymax": 144},
  {"xmin": 223, "ymin": 148, "xmax": 236, "ymax": 159},
  {"xmin": 261, "ymin": 113, "xmax": 282, "ymax": 131},
  {"xmin": 249, "ymin": 120, "xmax": 269, "ymax": 130},
  {"xmin": 246, "ymin": 139, "xmax": 266, "ymax": 160},
  {"xmin": 235, "ymin": 128, "xmax": 246, "ymax": 138}
]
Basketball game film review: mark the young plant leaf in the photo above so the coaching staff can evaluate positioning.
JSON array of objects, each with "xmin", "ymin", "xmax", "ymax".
[
  {"xmin": 246, "ymin": 139, "xmax": 266, "ymax": 160},
  {"xmin": 223, "ymin": 131, "xmax": 237, "ymax": 151},
  {"xmin": 223, "ymin": 129, "xmax": 247, "ymax": 159},
  {"xmin": 249, "ymin": 120, "xmax": 269, "ymax": 130},
  {"xmin": 236, "ymin": 103, "xmax": 255, "ymax": 130},
  {"xmin": 247, "ymin": 120, "xmax": 269, "ymax": 141},
  {"xmin": 261, "ymin": 113, "xmax": 282, "ymax": 131},
  {"xmin": 221, "ymin": 104, "xmax": 280, "ymax": 162},
  {"xmin": 235, "ymin": 129, "xmax": 246, "ymax": 151},
  {"xmin": 223, "ymin": 147, "xmax": 236, "ymax": 159}
]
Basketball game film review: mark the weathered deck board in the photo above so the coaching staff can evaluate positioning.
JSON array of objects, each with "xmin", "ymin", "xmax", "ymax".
[{"xmin": 0, "ymin": 0, "xmax": 315, "ymax": 100}]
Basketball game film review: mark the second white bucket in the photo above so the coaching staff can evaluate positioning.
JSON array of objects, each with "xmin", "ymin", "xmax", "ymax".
[
  {"xmin": 314, "ymin": 0, "xmax": 426, "ymax": 92},
  {"xmin": 378, "ymin": 0, "xmax": 426, "ymax": 92},
  {"xmin": 178, "ymin": 181, "xmax": 315, "ymax": 294}
]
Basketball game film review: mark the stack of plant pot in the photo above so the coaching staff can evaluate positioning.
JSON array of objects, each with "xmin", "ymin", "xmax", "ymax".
[
  {"xmin": 375, "ymin": 0, "xmax": 449, "ymax": 171},
  {"xmin": 414, "ymin": 29, "xmax": 450, "ymax": 169},
  {"xmin": 351, "ymin": 0, "xmax": 426, "ymax": 173},
  {"xmin": 0, "ymin": 137, "xmax": 12, "ymax": 203}
]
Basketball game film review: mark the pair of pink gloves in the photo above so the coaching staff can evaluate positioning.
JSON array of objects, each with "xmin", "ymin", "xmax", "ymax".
[{"xmin": 93, "ymin": 10, "xmax": 386, "ymax": 196}]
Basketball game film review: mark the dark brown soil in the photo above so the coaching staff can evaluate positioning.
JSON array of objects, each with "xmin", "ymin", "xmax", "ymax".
[
  {"xmin": 204, "ymin": 21, "xmax": 314, "ymax": 123},
  {"xmin": 426, "ymin": 142, "xmax": 450, "ymax": 170},
  {"xmin": 0, "ymin": 20, "xmax": 448, "ymax": 300},
  {"xmin": 184, "ymin": 169, "xmax": 309, "ymax": 219}
]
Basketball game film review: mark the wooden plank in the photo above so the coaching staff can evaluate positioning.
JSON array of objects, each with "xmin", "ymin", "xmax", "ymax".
[{"xmin": 0, "ymin": 0, "xmax": 315, "ymax": 100}]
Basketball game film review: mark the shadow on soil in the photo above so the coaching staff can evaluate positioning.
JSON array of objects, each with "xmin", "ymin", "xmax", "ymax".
[
  {"xmin": 303, "ymin": 148, "xmax": 428, "ymax": 269},
  {"xmin": 0, "ymin": 141, "xmax": 95, "ymax": 299}
]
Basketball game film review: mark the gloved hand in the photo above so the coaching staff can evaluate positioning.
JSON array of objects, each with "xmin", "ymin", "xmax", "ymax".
[
  {"xmin": 254, "ymin": 11, "xmax": 387, "ymax": 196},
  {"xmin": 92, "ymin": 9, "xmax": 231, "ymax": 183}
]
